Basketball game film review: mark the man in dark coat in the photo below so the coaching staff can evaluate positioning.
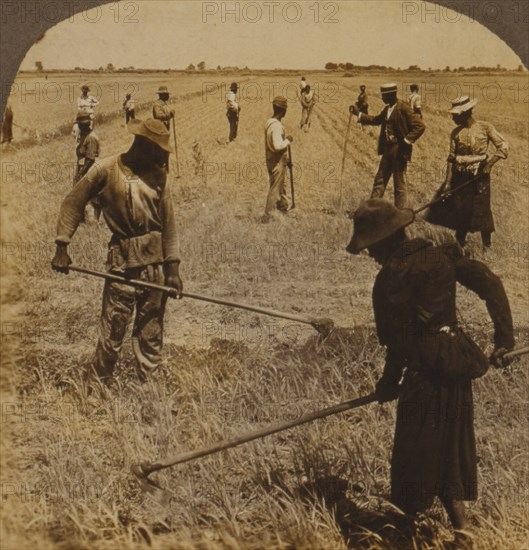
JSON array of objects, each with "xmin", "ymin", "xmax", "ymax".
[
  {"xmin": 346, "ymin": 199, "xmax": 515, "ymax": 539},
  {"xmin": 426, "ymin": 96, "xmax": 508, "ymax": 250},
  {"xmin": 350, "ymin": 83, "xmax": 425, "ymax": 208}
]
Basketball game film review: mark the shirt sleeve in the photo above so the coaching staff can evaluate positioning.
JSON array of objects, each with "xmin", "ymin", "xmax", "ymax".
[
  {"xmin": 153, "ymin": 103, "xmax": 172, "ymax": 121},
  {"xmin": 56, "ymin": 164, "xmax": 106, "ymax": 244},
  {"xmin": 485, "ymin": 122, "xmax": 509, "ymax": 159},
  {"xmin": 453, "ymin": 251, "xmax": 515, "ymax": 349},
  {"xmin": 403, "ymin": 103, "xmax": 425, "ymax": 143},
  {"xmin": 270, "ymin": 122, "xmax": 289, "ymax": 152},
  {"xmin": 160, "ymin": 184, "xmax": 180, "ymax": 263}
]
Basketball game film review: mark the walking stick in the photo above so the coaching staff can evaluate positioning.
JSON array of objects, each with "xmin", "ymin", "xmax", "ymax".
[
  {"xmin": 172, "ymin": 117, "xmax": 181, "ymax": 178},
  {"xmin": 66, "ymin": 265, "xmax": 333, "ymax": 335},
  {"xmin": 132, "ymin": 391, "xmax": 378, "ymax": 494},
  {"xmin": 339, "ymin": 112, "xmax": 353, "ymax": 211},
  {"xmin": 287, "ymin": 145, "xmax": 295, "ymax": 210}
]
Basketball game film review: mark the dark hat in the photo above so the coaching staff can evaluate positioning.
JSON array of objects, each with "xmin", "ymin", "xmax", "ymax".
[
  {"xmin": 346, "ymin": 199, "xmax": 414, "ymax": 254},
  {"xmin": 380, "ymin": 83, "xmax": 398, "ymax": 95},
  {"xmin": 272, "ymin": 96, "xmax": 288, "ymax": 110},
  {"xmin": 76, "ymin": 112, "xmax": 92, "ymax": 124},
  {"xmin": 157, "ymin": 85, "xmax": 170, "ymax": 95},
  {"xmin": 128, "ymin": 118, "xmax": 173, "ymax": 153},
  {"xmin": 125, "ymin": 93, "xmax": 132, "ymax": 99},
  {"xmin": 230, "ymin": 82, "xmax": 238, "ymax": 91},
  {"xmin": 410, "ymin": 83, "xmax": 419, "ymax": 90},
  {"xmin": 81, "ymin": 84, "xmax": 90, "ymax": 91},
  {"xmin": 360, "ymin": 84, "xmax": 366, "ymax": 90},
  {"xmin": 448, "ymin": 95, "xmax": 477, "ymax": 114}
]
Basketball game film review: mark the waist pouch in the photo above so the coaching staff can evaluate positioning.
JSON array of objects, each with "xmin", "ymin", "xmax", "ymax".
[
  {"xmin": 416, "ymin": 326, "xmax": 489, "ymax": 380},
  {"xmin": 107, "ymin": 231, "xmax": 163, "ymax": 272}
]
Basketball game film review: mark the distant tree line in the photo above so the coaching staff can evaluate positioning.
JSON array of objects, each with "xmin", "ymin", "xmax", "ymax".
[{"xmin": 325, "ymin": 62, "xmax": 526, "ymax": 72}]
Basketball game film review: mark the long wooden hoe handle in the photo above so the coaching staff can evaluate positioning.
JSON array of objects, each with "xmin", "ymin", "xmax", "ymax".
[
  {"xmin": 139, "ymin": 392, "xmax": 378, "ymax": 476},
  {"xmin": 68, "ymin": 265, "xmax": 318, "ymax": 327}
]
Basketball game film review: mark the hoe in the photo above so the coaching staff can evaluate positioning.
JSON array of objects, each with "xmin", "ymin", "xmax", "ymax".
[{"xmin": 131, "ymin": 345, "xmax": 527, "ymax": 499}]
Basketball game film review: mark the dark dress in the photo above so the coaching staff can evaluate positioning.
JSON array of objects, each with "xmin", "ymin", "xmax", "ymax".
[
  {"xmin": 426, "ymin": 119, "xmax": 508, "ymax": 234},
  {"xmin": 373, "ymin": 238, "xmax": 514, "ymax": 514}
]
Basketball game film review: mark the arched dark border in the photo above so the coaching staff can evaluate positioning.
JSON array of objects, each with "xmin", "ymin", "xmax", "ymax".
[{"xmin": 0, "ymin": 0, "xmax": 528, "ymax": 116}]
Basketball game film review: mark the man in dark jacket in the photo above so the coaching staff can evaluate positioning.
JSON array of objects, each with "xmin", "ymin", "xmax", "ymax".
[
  {"xmin": 346, "ymin": 199, "xmax": 514, "ymax": 540},
  {"xmin": 350, "ymin": 83, "xmax": 425, "ymax": 208}
]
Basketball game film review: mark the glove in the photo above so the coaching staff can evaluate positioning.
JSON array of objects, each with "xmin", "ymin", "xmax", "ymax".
[
  {"xmin": 490, "ymin": 347, "xmax": 512, "ymax": 369},
  {"xmin": 375, "ymin": 378, "xmax": 400, "ymax": 404},
  {"xmin": 286, "ymin": 135, "xmax": 294, "ymax": 143},
  {"xmin": 163, "ymin": 261, "xmax": 183, "ymax": 299},
  {"xmin": 349, "ymin": 104, "xmax": 359, "ymax": 116},
  {"xmin": 51, "ymin": 243, "xmax": 72, "ymax": 274}
]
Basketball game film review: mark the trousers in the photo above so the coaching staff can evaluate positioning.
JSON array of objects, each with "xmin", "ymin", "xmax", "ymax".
[
  {"xmin": 371, "ymin": 144, "xmax": 408, "ymax": 209},
  {"xmin": 265, "ymin": 157, "xmax": 289, "ymax": 214},
  {"xmin": 93, "ymin": 264, "xmax": 168, "ymax": 379}
]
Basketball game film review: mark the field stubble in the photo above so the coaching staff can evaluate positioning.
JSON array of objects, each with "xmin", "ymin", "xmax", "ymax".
[{"xmin": 1, "ymin": 72, "xmax": 528, "ymax": 549}]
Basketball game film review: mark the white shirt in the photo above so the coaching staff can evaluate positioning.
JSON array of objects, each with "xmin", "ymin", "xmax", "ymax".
[{"xmin": 265, "ymin": 118, "xmax": 290, "ymax": 161}]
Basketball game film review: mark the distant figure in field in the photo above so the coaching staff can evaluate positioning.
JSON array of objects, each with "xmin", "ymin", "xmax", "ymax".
[
  {"xmin": 77, "ymin": 84, "xmax": 100, "ymax": 122},
  {"xmin": 299, "ymin": 85, "xmax": 316, "ymax": 132},
  {"xmin": 1, "ymin": 98, "xmax": 13, "ymax": 144},
  {"xmin": 152, "ymin": 85, "xmax": 174, "ymax": 130},
  {"xmin": 426, "ymin": 96, "xmax": 508, "ymax": 251},
  {"xmin": 349, "ymin": 83, "xmax": 425, "ymax": 209},
  {"xmin": 263, "ymin": 96, "xmax": 293, "ymax": 220},
  {"xmin": 356, "ymin": 84, "xmax": 368, "ymax": 115},
  {"xmin": 123, "ymin": 93, "xmax": 135, "ymax": 124},
  {"xmin": 408, "ymin": 84, "xmax": 422, "ymax": 118},
  {"xmin": 226, "ymin": 82, "xmax": 241, "ymax": 142},
  {"xmin": 74, "ymin": 112, "xmax": 100, "ymax": 184}
]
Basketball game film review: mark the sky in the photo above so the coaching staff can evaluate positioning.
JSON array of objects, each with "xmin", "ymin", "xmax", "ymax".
[{"xmin": 19, "ymin": 0, "xmax": 524, "ymax": 71}]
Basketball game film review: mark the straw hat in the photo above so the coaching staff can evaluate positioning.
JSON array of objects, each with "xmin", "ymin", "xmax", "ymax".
[
  {"xmin": 448, "ymin": 96, "xmax": 477, "ymax": 114},
  {"xmin": 157, "ymin": 85, "xmax": 170, "ymax": 95},
  {"xmin": 380, "ymin": 83, "xmax": 398, "ymax": 95}
]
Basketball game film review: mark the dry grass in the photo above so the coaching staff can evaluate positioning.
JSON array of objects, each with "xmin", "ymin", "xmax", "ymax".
[{"xmin": 1, "ymin": 71, "xmax": 528, "ymax": 549}]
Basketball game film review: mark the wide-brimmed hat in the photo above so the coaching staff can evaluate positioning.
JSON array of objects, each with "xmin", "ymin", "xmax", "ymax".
[
  {"xmin": 128, "ymin": 118, "xmax": 173, "ymax": 153},
  {"xmin": 448, "ymin": 96, "xmax": 477, "ymax": 114},
  {"xmin": 380, "ymin": 83, "xmax": 398, "ymax": 95},
  {"xmin": 346, "ymin": 199, "xmax": 414, "ymax": 254},
  {"xmin": 157, "ymin": 85, "xmax": 170, "ymax": 95},
  {"xmin": 272, "ymin": 96, "xmax": 288, "ymax": 110}
]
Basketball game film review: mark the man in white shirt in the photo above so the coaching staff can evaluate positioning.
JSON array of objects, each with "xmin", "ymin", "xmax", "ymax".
[
  {"xmin": 263, "ymin": 96, "xmax": 293, "ymax": 219},
  {"xmin": 408, "ymin": 84, "xmax": 422, "ymax": 118},
  {"xmin": 77, "ymin": 85, "xmax": 100, "ymax": 119},
  {"xmin": 226, "ymin": 82, "xmax": 241, "ymax": 142}
]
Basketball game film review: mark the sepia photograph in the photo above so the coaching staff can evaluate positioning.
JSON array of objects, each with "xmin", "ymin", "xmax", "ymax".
[{"xmin": 1, "ymin": 1, "xmax": 528, "ymax": 548}]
